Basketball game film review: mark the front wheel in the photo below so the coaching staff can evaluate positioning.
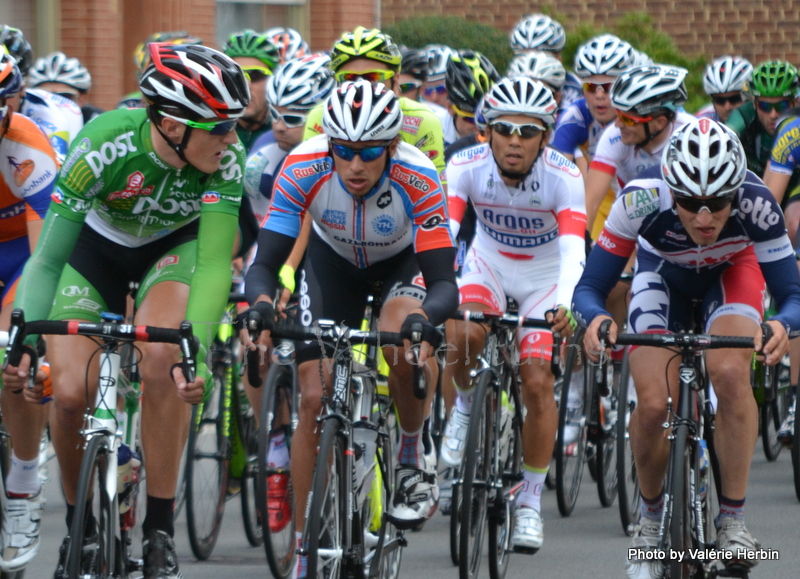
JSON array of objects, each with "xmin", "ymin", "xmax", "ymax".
[
  {"xmin": 67, "ymin": 435, "xmax": 118, "ymax": 579},
  {"xmin": 459, "ymin": 371, "xmax": 493, "ymax": 579},
  {"xmin": 667, "ymin": 425, "xmax": 690, "ymax": 579},
  {"xmin": 596, "ymin": 359, "xmax": 620, "ymax": 507},
  {"xmin": 555, "ymin": 330, "xmax": 588, "ymax": 517},
  {"xmin": 185, "ymin": 367, "xmax": 230, "ymax": 560},
  {"xmin": 305, "ymin": 419, "xmax": 346, "ymax": 579},
  {"xmin": 616, "ymin": 351, "xmax": 640, "ymax": 534},
  {"xmin": 761, "ymin": 364, "xmax": 789, "ymax": 462}
]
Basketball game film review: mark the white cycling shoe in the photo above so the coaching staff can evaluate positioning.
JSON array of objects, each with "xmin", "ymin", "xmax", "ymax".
[
  {"xmin": 441, "ymin": 407, "xmax": 470, "ymax": 468},
  {"xmin": 510, "ymin": 507, "xmax": 543, "ymax": 554},
  {"xmin": 0, "ymin": 492, "xmax": 44, "ymax": 572},
  {"xmin": 626, "ymin": 520, "xmax": 664, "ymax": 579}
]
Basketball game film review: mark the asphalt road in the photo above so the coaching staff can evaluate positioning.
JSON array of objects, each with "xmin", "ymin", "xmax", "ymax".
[{"xmin": 23, "ymin": 441, "xmax": 800, "ymax": 578}]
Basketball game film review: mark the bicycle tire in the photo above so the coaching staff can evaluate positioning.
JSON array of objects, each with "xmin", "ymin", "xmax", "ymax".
[
  {"xmin": 449, "ymin": 477, "xmax": 461, "ymax": 567},
  {"xmin": 761, "ymin": 365, "xmax": 786, "ymax": 461},
  {"xmin": 459, "ymin": 370, "xmax": 493, "ymax": 579},
  {"xmin": 555, "ymin": 331, "xmax": 588, "ymax": 517},
  {"xmin": 596, "ymin": 359, "xmax": 620, "ymax": 507},
  {"xmin": 487, "ymin": 368, "xmax": 522, "ymax": 579},
  {"xmin": 667, "ymin": 424, "xmax": 691, "ymax": 579},
  {"xmin": 305, "ymin": 419, "xmax": 347, "ymax": 579},
  {"xmin": 185, "ymin": 364, "xmax": 230, "ymax": 560},
  {"xmin": 793, "ymin": 402, "xmax": 800, "ymax": 502},
  {"xmin": 173, "ymin": 437, "xmax": 188, "ymax": 520},
  {"xmin": 615, "ymin": 351, "xmax": 640, "ymax": 535},
  {"xmin": 258, "ymin": 363, "xmax": 296, "ymax": 578},
  {"xmin": 66, "ymin": 435, "xmax": 118, "ymax": 579},
  {"xmin": 233, "ymin": 381, "xmax": 263, "ymax": 547}
]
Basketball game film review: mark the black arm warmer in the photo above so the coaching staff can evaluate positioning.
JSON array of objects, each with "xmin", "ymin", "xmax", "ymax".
[
  {"xmin": 417, "ymin": 247, "xmax": 459, "ymax": 326},
  {"xmin": 244, "ymin": 229, "xmax": 297, "ymax": 305}
]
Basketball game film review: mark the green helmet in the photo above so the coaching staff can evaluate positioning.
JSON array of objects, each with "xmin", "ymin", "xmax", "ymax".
[
  {"xmin": 330, "ymin": 27, "xmax": 401, "ymax": 73},
  {"xmin": 746, "ymin": 60, "xmax": 799, "ymax": 98},
  {"xmin": 223, "ymin": 29, "xmax": 280, "ymax": 70}
]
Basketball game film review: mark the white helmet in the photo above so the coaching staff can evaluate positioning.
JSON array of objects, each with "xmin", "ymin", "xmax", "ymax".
[
  {"xmin": 703, "ymin": 55, "xmax": 753, "ymax": 95},
  {"xmin": 611, "ymin": 65, "xmax": 688, "ymax": 116},
  {"xmin": 662, "ymin": 117, "xmax": 747, "ymax": 198},
  {"xmin": 574, "ymin": 34, "xmax": 634, "ymax": 79},
  {"xmin": 507, "ymin": 51, "xmax": 566, "ymax": 90},
  {"xmin": 28, "ymin": 51, "xmax": 92, "ymax": 92},
  {"xmin": 265, "ymin": 27, "xmax": 309, "ymax": 64},
  {"xmin": 323, "ymin": 80, "xmax": 402, "ymax": 142},
  {"xmin": 510, "ymin": 14, "xmax": 566, "ymax": 53},
  {"xmin": 482, "ymin": 77, "xmax": 558, "ymax": 128},
  {"xmin": 630, "ymin": 48, "xmax": 654, "ymax": 69},
  {"xmin": 267, "ymin": 53, "xmax": 335, "ymax": 111},
  {"xmin": 424, "ymin": 44, "xmax": 455, "ymax": 81}
]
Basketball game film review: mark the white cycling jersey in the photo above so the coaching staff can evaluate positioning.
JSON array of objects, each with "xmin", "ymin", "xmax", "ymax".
[
  {"xmin": 446, "ymin": 143, "xmax": 587, "ymax": 309},
  {"xmin": 590, "ymin": 111, "xmax": 695, "ymax": 189},
  {"xmin": 19, "ymin": 88, "xmax": 84, "ymax": 162},
  {"xmin": 244, "ymin": 141, "xmax": 289, "ymax": 226}
]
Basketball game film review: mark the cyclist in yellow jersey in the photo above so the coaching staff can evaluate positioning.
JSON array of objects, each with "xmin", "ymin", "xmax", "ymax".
[{"xmin": 302, "ymin": 27, "xmax": 446, "ymax": 184}]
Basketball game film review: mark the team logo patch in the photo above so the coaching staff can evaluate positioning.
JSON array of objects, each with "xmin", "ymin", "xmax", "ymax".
[
  {"xmin": 372, "ymin": 215, "xmax": 397, "ymax": 237},
  {"xmin": 377, "ymin": 191, "xmax": 392, "ymax": 208},
  {"xmin": 51, "ymin": 188, "xmax": 64, "ymax": 203},
  {"xmin": 157, "ymin": 255, "xmax": 179, "ymax": 269},
  {"xmin": 8, "ymin": 157, "xmax": 35, "ymax": 187},
  {"xmin": 321, "ymin": 209, "xmax": 346, "ymax": 231},
  {"xmin": 202, "ymin": 192, "xmax": 220, "ymax": 204},
  {"xmin": 108, "ymin": 171, "xmax": 154, "ymax": 202}
]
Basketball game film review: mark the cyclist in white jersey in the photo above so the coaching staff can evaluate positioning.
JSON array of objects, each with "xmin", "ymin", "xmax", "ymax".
[
  {"xmin": 443, "ymin": 77, "xmax": 586, "ymax": 553},
  {"xmin": 695, "ymin": 55, "xmax": 752, "ymax": 123},
  {"xmin": 585, "ymin": 65, "xmax": 693, "ymax": 232},
  {"xmin": 27, "ymin": 51, "xmax": 103, "ymax": 124}
]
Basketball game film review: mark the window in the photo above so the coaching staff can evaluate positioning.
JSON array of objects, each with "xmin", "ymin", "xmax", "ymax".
[{"xmin": 216, "ymin": 0, "xmax": 308, "ymax": 49}]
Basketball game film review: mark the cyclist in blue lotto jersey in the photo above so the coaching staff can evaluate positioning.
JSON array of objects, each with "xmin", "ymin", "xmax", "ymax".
[{"xmin": 573, "ymin": 118, "xmax": 800, "ymax": 578}]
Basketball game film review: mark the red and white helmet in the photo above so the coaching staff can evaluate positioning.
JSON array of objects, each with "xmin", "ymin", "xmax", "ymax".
[
  {"xmin": 267, "ymin": 53, "xmax": 335, "ymax": 111},
  {"xmin": 703, "ymin": 55, "xmax": 753, "ymax": 95},
  {"xmin": 662, "ymin": 118, "xmax": 747, "ymax": 198},
  {"xmin": 323, "ymin": 80, "xmax": 402, "ymax": 142},
  {"xmin": 265, "ymin": 27, "xmax": 309, "ymax": 64},
  {"xmin": 139, "ymin": 43, "xmax": 250, "ymax": 120}
]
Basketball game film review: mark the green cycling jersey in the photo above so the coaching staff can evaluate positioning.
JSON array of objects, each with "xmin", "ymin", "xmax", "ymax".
[{"xmin": 14, "ymin": 108, "xmax": 246, "ymax": 373}]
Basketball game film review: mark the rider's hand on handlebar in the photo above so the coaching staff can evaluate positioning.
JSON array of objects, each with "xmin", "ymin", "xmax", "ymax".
[
  {"xmin": 756, "ymin": 320, "xmax": 788, "ymax": 366},
  {"xmin": 546, "ymin": 306, "xmax": 574, "ymax": 338},
  {"xmin": 400, "ymin": 312, "xmax": 440, "ymax": 366},
  {"xmin": 172, "ymin": 365, "xmax": 206, "ymax": 405},
  {"xmin": 584, "ymin": 315, "xmax": 617, "ymax": 363}
]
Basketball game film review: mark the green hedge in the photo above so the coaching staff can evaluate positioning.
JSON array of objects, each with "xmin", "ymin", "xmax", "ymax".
[{"xmin": 386, "ymin": 12, "xmax": 708, "ymax": 113}]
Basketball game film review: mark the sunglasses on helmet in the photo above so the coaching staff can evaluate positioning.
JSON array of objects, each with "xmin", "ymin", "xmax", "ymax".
[
  {"xmin": 334, "ymin": 69, "xmax": 395, "ymax": 83},
  {"xmin": 330, "ymin": 142, "xmax": 389, "ymax": 163},
  {"xmin": 672, "ymin": 192, "xmax": 735, "ymax": 214},
  {"xmin": 268, "ymin": 105, "xmax": 307, "ymax": 129},
  {"xmin": 243, "ymin": 66, "xmax": 273, "ymax": 83},
  {"xmin": 490, "ymin": 120, "xmax": 544, "ymax": 139}
]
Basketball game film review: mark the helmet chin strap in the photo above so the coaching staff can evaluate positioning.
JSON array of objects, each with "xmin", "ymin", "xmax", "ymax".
[
  {"xmin": 149, "ymin": 108, "xmax": 193, "ymax": 165},
  {"xmin": 638, "ymin": 117, "xmax": 670, "ymax": 149}
]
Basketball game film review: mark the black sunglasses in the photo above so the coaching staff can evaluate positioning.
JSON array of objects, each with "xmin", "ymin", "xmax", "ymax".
[
  {"xmin": 711, "ymin": 94, "xmax": 743, "ymax": 106},
  {"xmin": 672, "ymin": 193, "xmax": 735, "ymax": 214}
]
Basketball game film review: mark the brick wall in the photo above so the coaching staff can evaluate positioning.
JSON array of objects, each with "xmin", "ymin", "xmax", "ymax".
[
  {"xmin": 308, "ymin": 0, "xmax": 378, "ymax": 54},
  {"xmin": 380, "ymin": 0, "xmax": 800, "ymax": 65},
  {"xmin": 60, "ymin": 0, "xmax": 216, "ymax": 111}
]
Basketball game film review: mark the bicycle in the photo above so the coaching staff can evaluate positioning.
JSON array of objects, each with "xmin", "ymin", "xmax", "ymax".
[
  {"xmin": 450, "ymin": 310, "xmax": 560, "ymax": 579},
  {"xmin": 260, "ymin": 310, "xmax": 424, "ymax": 579},
  {"xmin": 554, "ymin": 326, "xmax": 622, "ymax": 517},
  {"xmin": 599, "ymin": 321, "xmax": 765, "ymax": 579},
  {"xmin": 184, "ymin": 293, "xmax": 262, "ymax": 560},
  {"xmin": 615, "ymin": 348, "xmax": 641, "ymax": 535},
  {"xmin": 3, "ymin": 308, "xmax": 197, "ymax": 579}
]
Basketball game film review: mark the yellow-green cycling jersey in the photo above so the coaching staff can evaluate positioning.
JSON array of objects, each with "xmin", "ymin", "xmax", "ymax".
[{"xmin": 303, "ymin": 96, "xmax": 447, "ymax": 185}]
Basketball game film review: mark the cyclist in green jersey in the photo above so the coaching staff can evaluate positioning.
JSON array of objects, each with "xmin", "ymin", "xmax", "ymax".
[
  {"xmin": 3, "ymin": 43, "xmax": 249, "ymax": 579},
  {"xmin": 303, "ymin": 27, "xmax": 446, "ymax": 181},
  {"xmin": 223, "ymin": 29, "xmax": 280, "ymax": 151},
  {"xmin": 725, "ymin": 60, "xmax": 799, "ymax": 188}
]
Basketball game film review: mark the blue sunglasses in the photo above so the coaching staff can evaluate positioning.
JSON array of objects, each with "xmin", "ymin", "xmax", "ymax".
[{"xmin": 331, "ymin": 143, "xmax": 389, "ymax": 163}]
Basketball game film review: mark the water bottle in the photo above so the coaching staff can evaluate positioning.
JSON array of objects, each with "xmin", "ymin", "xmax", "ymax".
[
  {"xmin": 498, "ymin": 390, "xmax": 512, "ymax": 464},
  {"xmin": 698, "ymin": 439, "xmax": 709, "ymax": 503},
  {"xmin": 118, "ymin": 443, "xmax": 141, "ymax": 531},
  {"xmin": 353, "ymin": 425, "xmax": 377, "ymax": 507}
]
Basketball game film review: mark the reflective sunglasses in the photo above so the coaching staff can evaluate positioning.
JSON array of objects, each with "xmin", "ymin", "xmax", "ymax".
[
  {"xmin": 491, "ymin": 120, "xmax": 544, "ymax": 139},
  {"xmin": 756, "ymin": 99, "xmax": 792, "ymax": 114},
  {"xmin": 711, "ymin": 94, "xmax": 743, "ymax": 106},
  {"xmin": 268, "ymin": 105, "xmax": 307, "ymax": 128},
  {"xmin": 583, "ymin": 82, "xmax": 613, "ymax": 94},
  {"xmin": 161, "ymin": 111, "xmax": 238, "ymax": 135},
  {"xmin": 331, "ymin": 142, "xmax": 389, "ymax": 162},
  {"xmin": 616, "ymin": 109, "xmax": 653, "ymax": 126},
  {"xmin": 452, "ymin": 105, "xmax": 476, "ymax": 124},
  {"xmin": 423, "ymin": 84, "xmax": 447, "ymax": 96},
  {"xmin": 672, "ymin": 193, "xmax": 735, "ymax": 214},
  {"xmin": 334, "ymin": 69, "xmax": 395, "ymax": 83},
  {"xmin": 54, "ymin": 91, "xmax": 80, "ymax": 102},
  {"xmin": 399, "ymin": 80, "xmax": 423, "ymax": 94},
  {"xmin": 243, "ymin": 66, "xmax": 272, "ymax": 82}
]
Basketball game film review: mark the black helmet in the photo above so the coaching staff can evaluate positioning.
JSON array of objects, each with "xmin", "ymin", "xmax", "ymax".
[{"xmin": 445, "ymin": 50, "xmax": 500, "ymax": 116}]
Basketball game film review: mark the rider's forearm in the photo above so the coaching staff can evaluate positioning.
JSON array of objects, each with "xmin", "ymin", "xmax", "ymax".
[
  {"xmin": 762, "ymin": 255, "xmax": 800, "ymax": 338},
  {"xmin": 417, "ymin": 247, "xmax": 459, "ymax": 326},
  {"xmin": 245, "ymin": 228, "xmax": 296, "ymax": 305},
  {"xmin": 571, "ymin": 244, "xmax": 630, "ymax": 328}
]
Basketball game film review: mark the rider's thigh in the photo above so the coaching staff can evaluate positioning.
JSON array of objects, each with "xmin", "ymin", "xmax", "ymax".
[
  {"xmin": 706, "ymin": 313, "xmax": 759, "ymax": 397},
  {"xmin": 297, "ymin": 359, "xmax": 328, "ymax": 420},
  {"xmin": 134, "ymin": 280, "xmax": 189, "ymax": 387},
  {"xmin": 48, "ymin": 333, "xmax": 102, "ymax": 419}
]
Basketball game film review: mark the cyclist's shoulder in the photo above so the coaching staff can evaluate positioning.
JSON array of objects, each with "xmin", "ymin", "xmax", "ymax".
[
  {"xmin": 554, "ymin": 98, "xmax": 591, "ymax": 128},
  {"xmin": 539, "ymin": 146, "xmax": 582, "ymax": 181},
  {"xmin": 398, "ymin": 97, "xmax": 444, "ymax": 142},
  {"xmin": 303, "ymin": 104, "xmax": 325, "ymax": 138},
  {"xmin": 725, "ymin": 101, "xmax": 755, "ymax": 135},
  {"xmin": 613, "ymin": 167, "xmax": 667, "ymax": 220},
  {"xmin": 3, "ymin": 112, "xmax": 58, "ymax": 156},
  {"xmin": 445, "ymin": 141, "xmax": 491, "ymax": 176}
]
